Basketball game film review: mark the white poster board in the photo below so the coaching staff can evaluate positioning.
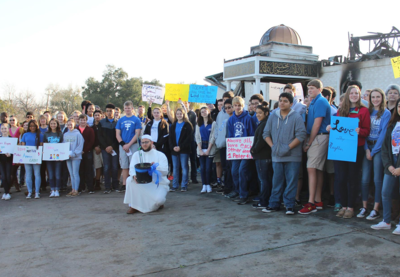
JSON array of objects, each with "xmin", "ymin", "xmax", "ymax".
[
  {"xmin": 142, "ymin": 84, "xmax": 165, "ymax": 104},
  {"xmin": 13, "ymin": 146, "xmax": 42, "ymax": 164},
  {"xmin": 269, "ymin": 82, "xmax": 304, "ymax": 102},
  {"xmin": 42, "ymin": 143, "xmax": 70, "ymax": 161},
  {"xmin": 226, "ymin": 137, "xmax": 254, "ymax": 160},
  {"xmin": 0, "ymin": 137, "xmax": 18, "ymax": 154}
]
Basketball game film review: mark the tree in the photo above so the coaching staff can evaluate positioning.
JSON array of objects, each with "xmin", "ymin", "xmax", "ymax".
[
  {"xmin": 50, "ymin": 85, "xmax": 83, "ymax": 116},
  {"xmin": 0, "ymin": 83, "xmax": 17, "ymax": 115},
  {"xmin": 15, "ymin": 90, "xmax": 42, "ymax": 114}
]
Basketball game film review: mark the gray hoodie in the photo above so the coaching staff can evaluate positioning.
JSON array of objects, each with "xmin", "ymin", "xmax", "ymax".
[
  {"xmin": 263, "ymin": 109, "xmax": 306, "ymax": 162},
  {"xmin": 63, "ymin": 129, "xmax": 84, "ymax": 160},
  {"xmin": 214, "ymin": 107, "xmax": 230, "ymax": 149}
]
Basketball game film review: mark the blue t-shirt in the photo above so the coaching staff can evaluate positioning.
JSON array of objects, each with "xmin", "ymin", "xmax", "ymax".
[
  {"xmin": 116, "ymin": 115, "xmax": 142, "ymax": 143},
  {"xmin": 307, "ymin": 94, "xmax": 331, "ymax": 134},
  {"xmin": 175, "ymin": 122, "xmax": 184, "ymax": 145},
  {"xmin": 200, "ymin": 124, "xmax": 212, "ymax": 142},
  {"xmin": 21, "ymin": 132, "xmax": 44, "ymax": 146},
  {"xmin": 39, "ymin": 127, "xmax": 48, "ymax": 135}
]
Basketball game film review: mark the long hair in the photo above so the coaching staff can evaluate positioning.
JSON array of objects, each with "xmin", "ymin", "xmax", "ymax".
[
  {"xmin": 197, "ymin": 107, "xmax": 213, "ymax": 127},
  {"xmin": 57, "ymin": 111, "xmax": 68, "ymax": 124},
  {"xmin": 368, "ymin": 88, "xmax": 387, "ymax": 119},
  {"xmin": 47, "ymin": 118, "xmax": 61, "ymax": 134},
  {"xmin": 152, "ymin": 107, "xmax": 167, "ymax": 129},
  {"xmin": 389, "ymin": 98, "xmax": 400, "ymax": 125},
  {"xmin": 338, "ymin": 85, "xmax": 363, "ymax": 118},
  {"xmin": 174, "ymin": 108, "xmax": 190, "ymax": 124},
  {"xmin": 28, "ymin": 119, "xmax": 41, "ymax": 148}
]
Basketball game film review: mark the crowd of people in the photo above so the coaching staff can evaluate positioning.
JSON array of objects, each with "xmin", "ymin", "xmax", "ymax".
[{"xmin": 1, "ymin": 79, "xmax": 400, "ymax": 235}]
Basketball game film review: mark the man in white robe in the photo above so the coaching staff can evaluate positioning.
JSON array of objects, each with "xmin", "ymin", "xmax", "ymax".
[{"xmin": 124, "ymin": 135, "xmax": 170, "ymax": 214}]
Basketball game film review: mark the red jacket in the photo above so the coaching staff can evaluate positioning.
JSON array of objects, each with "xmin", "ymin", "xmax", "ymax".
[
  {"xmin": 79, "ymin": 126, "xmax": 95, "ymax": 153},
  {"xmin": 337, "ymin": 106, "xmax": 370, "ymax": 146}
]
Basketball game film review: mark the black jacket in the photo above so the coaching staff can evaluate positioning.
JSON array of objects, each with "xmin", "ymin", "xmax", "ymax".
[
  {"xmin": 169, "ymin": 121, "xmax": 193, "ymax": 155},
  {"xmin": 97, "ymin": 118, "xmax": 119, "ymax": 152},
  {"xmin": 382, "ymin": 123, "xmax": 400, "ymax": 175},
  {"xmin": 144, "ymin": 119, "xmax": 169, "ymax": 151},
  {"xmin": 250, "ymin": 117, "xmax": 271, "ymax": 160}
]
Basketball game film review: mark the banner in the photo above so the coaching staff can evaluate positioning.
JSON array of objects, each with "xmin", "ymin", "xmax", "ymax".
[
  {"xmin": 13, "ymin": 146, "xmax": 42, "ymax": 164},
  {"xmin": 0, "ymin": 137, "xmax": 18, "ymax": 154},
  {"xmin": 142, "ymin": 84, "xmax": 165, "ymax": 104},
  {"xmin": 269, "ymin": 82, "xmax": 304, "ymax": 102},
  {"xmin": 164, "ymin": 84, "xmax": 189, "ymax": 101},
  {"xmin": 391, "ymin": 56, "xmax": 400, "ymax": 79},
  {"xmin": 188, "ymin": 85, "xmax": 218, "ymax": 103},
  {"xmin": 226, "ymin": 137, "xmax": 253, "ymax": 160},
  {"xmin": 42, "ymin": 143, "xmax": 70, "ymax": 161},
  {"xmin": 327, "ymin": 116, "xmax": 358, "ymax": 162}
]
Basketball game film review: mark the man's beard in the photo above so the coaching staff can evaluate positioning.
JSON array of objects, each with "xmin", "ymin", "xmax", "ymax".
[{"xmin": 142, "ymin": 145, "xmax": 152, "ymax": 152}]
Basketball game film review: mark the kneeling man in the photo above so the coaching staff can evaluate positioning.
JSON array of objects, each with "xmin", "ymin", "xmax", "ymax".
[{"xmin": 124, "ymin": 135, "xmax": 170, "ymax": 214}]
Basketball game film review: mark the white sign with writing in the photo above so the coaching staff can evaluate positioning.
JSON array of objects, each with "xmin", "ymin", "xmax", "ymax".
[
  {"xmin": 269, "ymin": 82, "xmax": 304, "ymax": 102},
  {"xmin": 142, "ymin": 84, "xmax": 165, "ymax": 104},
  {"xmin": 13, "ymin": 146, "xmax": 42, "ymax": 164},
  {"xmin": 0, "ymin": 137, "xmax": 18, "ymax": 154},
  {"xmin": 42, "ymin": 143, "xmax": 70, "ymax": 161},
  {"xmin": 226, "ymin": 137, "xmax": 254, "ymax": 160}
]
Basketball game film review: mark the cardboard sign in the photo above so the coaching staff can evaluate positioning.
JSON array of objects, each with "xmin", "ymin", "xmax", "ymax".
[
  {"xmin": 0, "ymin": 137, "xmax": 18, "ymax": 154},
  {"xmin": 269, "ymin": 82, "xmax": 304, "ymax": 101},
  {"xmin": 13, "ymin": 146, "xmax": 42, "ymax": 164},
  {"xmin": 164, "ymin": 84, "xmax": 189, "ymax": 101},
  {"xmin": 42, "ymin": 143, "xmax": 70, "ymax": 161},
  {"xmin": 226, "ymin": 137, "xmax": 254, "ymax": 160},
  {"xmin": 188, "ymin": 85, "xmax": 218, "ymax": 103},
  {"xmin": 142, "ymin": 84, "xmax": 165, "ymax": 105},
  {"xmin": 391, "ymin": 56, "xmax": 400, "ymax": 79},
  {"xmin": 327, "ymin": 116, "xmax": 358, "ymax": 162}
]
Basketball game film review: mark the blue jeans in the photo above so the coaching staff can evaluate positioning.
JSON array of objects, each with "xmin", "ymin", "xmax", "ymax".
[
  {"xmin": 269, "ymin": 162, "xmax": 301, "ymax": 209},
  {"xmin": 231, "ymin": 159, "xmax": 251, "ymax": 199},
  {"xmin": 255, "ymin": 159, "xmax": 273, "ymax": 207},
  {"xmin": 172, "ymin": 153, "xmax": 189, "ymax": 189},
  {"xmin": 46, "ymin": 161, "xmax": 62, "ymax": 191},
  {"xmin": 67, "ymin": 159, "xmax": 81, "ymax": 191},
  {"xmin": 25, "ymin": 164, "xmax": 41, "ymax": 193},
  {"xmin": 361, "ymin": 148, "xmax": 383, "ymax": 204},
  {"xmin": 102, "ymin": 150, "xmax": 119, "ymax": 190},
  {"xmin": 199, "ymin": 156, "xmax": 213, "ymax": 185},
  {"xmin": 382, "ymin": 154, "xmax": 400, "ymax": 223}
]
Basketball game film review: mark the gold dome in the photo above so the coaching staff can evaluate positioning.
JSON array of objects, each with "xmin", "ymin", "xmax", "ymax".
[{"xmin": 260, "ymin": 24, "xmax": 302, "ymax": 45}]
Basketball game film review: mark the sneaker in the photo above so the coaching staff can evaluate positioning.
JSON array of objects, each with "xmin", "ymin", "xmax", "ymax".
[
  {"xmin": 252, "ymin": 196, "xmax": 260, "ymax": 202},
  {"xmin": 200, "ymin": 185, "xmax": 207, "ymax": 194},
  {"xmin": 252, "ymin": 203, "xmax": 267, "ymax": 209},
  {"xmin": 54, "ymin": 191, "xmax": 60, "ymax": 197},
  {"xmin": 210, "ymin": 183, "xmax": 218, "ymax": 188},
  {"xmin": 169, "ymin": 188, "xmax": 176, "ymax": 192},
  {"xmin": 295, "ymin": 199, "xmax": 302, "ymax": 207},
  {"xmin": 336, "ymin": 208, "xmax": 346, "ymax": 218},
  {"xmin": 343, "ymin": 209, "xmax": 354, "ymax": 219},
  {"xmin": 1, "ymin": 193, "xmax": 5, "ymax": 200},
  {"xmin": 357, "ymin": 207, "xmax": 368, "ymax": 218},
  {"xmin": 49, "ymin": 191, "xmax": 55, "ymax": 198},
  {"xmin": 114, "ymin": 189, "xmax": 120, "ymax": 193},
  {"xmin": 216, "ymin": 188, "xmax": 224, "ymax": 194},
  {"xmin": 233, "ymin": 197, "xmax": 243, "ymax": 202},
  {"xmin": 66, "ymin": 192, "xmax": 73, "ymax": 197},
  {"xmin": 26, "ymin": 193, "xmax": 32, "ymax": 199},
  {"xmin": 333, "ymin": 203, "xmax": 342, "ymax": 212},
  {"xmin": 4, "ymin": 193, "xmax": 11, "ymax": 200},
  {"xmin": 89, "ymin": 191, "xmax": 95, "ymax": 194},
  {"xmin": 371, "ymin": 221, "xmax": 391, "ymax": 230},
  {"xmin": 103, "ymin": 190, "xmax": 111, "ymax": 194},
  {"xmin": 393, "ymin": 225, "xmax": 400, "ymax": 235},
  {"xmin": 226, "ymin": 192, "xmax": 239, "ymax": 199},
  {"xmin": 315, "ymin": 201, "xmax": 324, "ymax": 210},
  {"xmin": 70, "ymin": 191, "xmax": 79, "ymax": 197},
  {"xmin": 35, "ymin": 193, "xmax": 40, "ymax": 199},
  {"xmin": 286, "ymin": 208, "xmax": 295, "ymax": 215},
  {"xmin": 298, "ymin": 203, "xmax": 317, "ymax": 214},
  {"xmin": 262, "ymin": 207, "xmax": 279, "ymax": 213},
  {"xmin": 366, "ymin": 209, "xmax": 381, "ymax": 220},
  {"xmin": 81, "ymin": 189, "xmax": 86, "ymax": 193},
  {"xmin": 119, "ymin": 185, "xmax": 126, "ymax": 192},
  {"xmin": 237, "ymin": 198, "xmax": 249, "ymax": 205},
  {"xmin": 181, "ymin": 187, "xmax": 187, "ymax": 192},
  {"xmin": 206, "ymin": 185, "xmax": 212, "ymax": 193}
]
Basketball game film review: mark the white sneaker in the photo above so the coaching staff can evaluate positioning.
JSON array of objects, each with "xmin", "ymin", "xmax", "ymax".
[
  {"xmin": 26, "ymin": 193, "xmax": 32, "ymax": 199},
  {"xmin": 371, "ymin": 221, "xmax": 391, "ymax": 230},
  {"xmin": 4, "ymin": 194, "xmax": 11, "ymax": 200},
  {"xmin": 49, "ymin": 191, "xmax": 55, "ymax": 198},
  {"xmin": 393, "ymin": 225, "xmax": 400, "ymax": 235},
  {"xmin": 200, "ymin": 185, "xmax": 207, "ymax": 194},
  {"xmin": 35, "ymin": 193, "xmax": 40, "ymax": 199},
  {"xmin": 206, "ymin": 185, "xmax": 212, "ymax": 193},
  {"xmin": 1, "ymin": 193, "xmax": 5, "ymax": 200},
  {"xmin": 54, "ymin": 191, "xmax": 60, "ymax": 197},
  {"xmin": 356, "ymin": 207, "xmax": 367, "ymax": 218}
]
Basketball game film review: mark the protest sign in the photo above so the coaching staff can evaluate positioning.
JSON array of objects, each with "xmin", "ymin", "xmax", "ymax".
[
  {"xmin": 391, "ymin": 56, "xmax": 400, "ymax": 79},
  {"xmin": 327, "ymin": 116, "xmax": 358, "ymax": 162},
  {"xmin": 42, "ymin": 143, "xmax": 70, "ymax": 161},
  {"xmin": 0, "ymin": 137, "xmax": 18, "ymax": 154},
  {"xmin": 13, "ymin": 146, "xmax": 42, "ymax": 164},
  {"xmin": 188, "ymin": 85, "xmax": 218, "ymax": 103},
  {"xmin": 142, "ymin": 84, "xmax": 165, "ymax": 104},
  {"xmin": 269, "ymin": 82, "xmax": 304, "ymax": 101},
  {"xmin": 226, "ymin": 137, "xmax": 254, "ymax": 160},
  {"xmin": 164, "ymin": 84, "xmax": 189, "ymax": 101}
]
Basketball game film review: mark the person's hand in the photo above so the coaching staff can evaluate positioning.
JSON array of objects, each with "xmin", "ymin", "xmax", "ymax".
[
  {"xmin": 326, "ymin": 125, "xmax": 332, "ymax": 132},
  {"xmin": 178, "ymin": 99, "xmax": 183, "ymax": 105},
  {"xmin": 355, "ymin": 128, "xmax": 360, "ymax": 134},
  {"xmin": 151, "ymin": 162, "xmax": 155, "ymax": 165},
  {"xmin": 303, "ymin": 144, "xmax": 310, "ymax": 152},
  {"xmin": 148, "ymin": 100, "xmax": 153, "ymax": 107},
  {"xmin": 205, "ymin": 149, "xmax": 210, "ymax": 156},
  {"xmin": 165, "ymin": 100, "xmax": 170, "ymax": 106},
  {"xmin": 366, "ymin": 149, "xmax": 372, "ymax": 160},
  {"xmin": 199, "ymin": 149, "xmax": 204, "ymax": 156},
  {"xmin": 123, "ymin": 144, "xmax": 130, "ymax": 152},
  {"xmin": 389, "ymin": 166, "xmax": 396, "ymax": 175},
  {"xmin": 6, "ymin": 153, "xmax": 10, "ymax": 157},
  {"xmin": 394, "ymin": 168, "xmax": 400, "ymax": 177},
  {"xmin": 133, "ymin": 176, "xmax": 138, "ymax": 183},
  {"xmin": 95, "ymin": 146, "xmax": 101, "ymax": 155},
  {"xmin": 105, "ymin": 146, "xmax": 113, "ymax": 154},
  {"xmin": 175, "ymin": 146, "xmax": 180, "ymax": 152}
]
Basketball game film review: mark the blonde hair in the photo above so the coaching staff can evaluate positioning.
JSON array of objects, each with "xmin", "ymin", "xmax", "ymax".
[
  {"xmin": 57, "ymin": 111, "xmax": 68, "ymax": 123},
  {"xmin": 232, "ymin": 96, "xmax": 245, "ymax": 106},
  {"xmin": 368, "ymin": 88, "xmax": 387, "ymax": 119},
  {"xmin": 175, "ymin": 107, "xmax": 190, "ymax": 124}
]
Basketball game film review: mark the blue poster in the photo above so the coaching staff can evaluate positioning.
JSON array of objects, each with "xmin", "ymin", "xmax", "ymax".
[
  {"xmin": 188, "ymin": 85, "xmax": 218, "ymax": 103},
  {"xmin": 327, "ymin": 116, "xmax": 359, "ymax": 162}
]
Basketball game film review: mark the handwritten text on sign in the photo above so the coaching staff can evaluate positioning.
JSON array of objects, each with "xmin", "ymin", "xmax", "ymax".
[
  {"xmin": 327, "ymin": 116, "xmax": 358, "ymax": 162},
  {"xmin": 0, "ymin": 137, "xmax": 18, "ymax": 154},
  {"xmin": 391, "ymin": 56, "xmax": 400, "ymax": 79},
  {"xmin": 164, "ymin": 84, "xmax": 189, "ymax": 101},
  {"xmin": 142, "ymin": 84, "xmax": 165, "ymax": 105},
  {"xmin": 13, "ymin": 146, "xmax": 42, "ymax": 164},
  {"xmin": 43, "ymin": 143, "xmax": 70, "ymax": 161},
  {"xmin": 226, "ymin": 137, "xmax": 254, "ymax": 160},
  {"xmin": 188, "ymin": 85, "xmax": 218, "ymax": 103}
]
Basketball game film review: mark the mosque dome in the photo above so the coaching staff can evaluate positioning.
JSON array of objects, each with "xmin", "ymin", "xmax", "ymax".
[{"xmin": 259, "ymin": 24, "xmax": 302, "ymax": 45}]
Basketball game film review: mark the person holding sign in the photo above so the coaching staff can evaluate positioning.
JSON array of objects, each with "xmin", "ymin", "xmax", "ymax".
[
  {"xmin": 143, "ymin": 107, "xmax": 169, "ymax": 154},
  {"xmin": 0, "ymin": 124, "xmax": 13, "ymax": 200},
  {"xmin": 9, "ymin": 115, "xmax": 24, "ymax": 192},
  {"xmin": 326, "ymin": 85, "xmax": 370, "ymax": 219},
  {"xmin": 21, "ymin": 120, "xmax": 44, "ymax": 199}
]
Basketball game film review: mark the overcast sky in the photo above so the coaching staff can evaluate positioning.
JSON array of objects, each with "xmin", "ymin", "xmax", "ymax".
[{"xmin": 0, "ymin": 0, "xmax": 398, "ymax": 99}]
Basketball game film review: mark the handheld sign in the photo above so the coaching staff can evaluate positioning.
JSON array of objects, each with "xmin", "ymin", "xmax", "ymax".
[
  {"xmin": 165, "ymin": 84, "xmax": 189, "ymax": 101},
  {"xmin": 42, "ymin": 143, "xmax": 70, "ymax": 161},
  {"xmin": 327, "ymin": 116, "xmax": 358, "ymax": 162},
  {"xmin": 0, "ymin": 137, "xmax": 18, "ymax": 154},
  {"xmin": 142, "ymin": 84, "xmax": 165, "ymax": 105},
  {"xmin": 391, "ymin": 56, "xmax": 400, "ymax": 79},
  {"xmin": 13, "ymin": 146, "xmax": 42, "ymax": 164},
  {"xmin": 226, "ymin": 137, "xmax": 253, "ymax": 160},
  {"xmin": 188, "ymin": 85, "xmax": 218, "ymax": 103}
]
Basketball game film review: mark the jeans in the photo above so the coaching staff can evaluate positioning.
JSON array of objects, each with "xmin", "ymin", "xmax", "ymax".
[
  {"xmin": 382, "ymin": 154, "xmax": 400, "ymax": 223},
  {"xmin": 20, "ymin": 165, "xmax": 25, "ymax": 185},
  {"xmin": 199, "ymin": 156, "xmax": 213, "ymax": 185},
  {"xmin": 231, "ymin": 159, "xmax": 251, "ymax": 199},
  {"xmin": 102, "ymin": 150, "xmax": 120, "ymax": 190},
  {"xmin": 220, "ymin": 148, "xmax": 233, "ymax": 193},
  {"xmin": 361, "ymin": 147, "xmax": 383, "ymax": 203},
  {"xmin": 269, "ymin": 162, "xmax": 301, "ymax": 209},
  {"xmin": 25, "ymin": 164, "xmax": 41, "ymax": 193},
  {"xmin": 189, "ymin": 139, "xmax": 197, "ymax": 181},
  {"xmin": 67, "ymin": 159, "xmax": 81, "ymax": 191},
  {"xmin": 46, "ymin": 161, "xmax": 61, "ymax": 191},
  {"xmin": 255, "ymin": 159, "xmax": 273, "ymax": 207},
  {"xmin": 79, "ymin": 151, "xmax": 94, "ymax": 191},
  {"xmin": 0, "ymin": 158, "xmax": 12, "ymax": 193},
  {"xmin": 172, "ymin": 153, "xmax": 189, "ymax": 189}
]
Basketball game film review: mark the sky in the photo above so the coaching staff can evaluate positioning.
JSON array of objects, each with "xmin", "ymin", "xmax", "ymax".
[{"xmin": 0, "ymin": 0, "xmax": 398, "ymax": 100}]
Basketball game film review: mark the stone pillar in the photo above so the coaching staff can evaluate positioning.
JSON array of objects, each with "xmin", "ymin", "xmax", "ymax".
[
  {"xmin": 254, "ymin": 76, "xmax": 261, "ymax": 95},
  {"xmin": 227, "ymin": 81, "xmax": 231, "ymax": 91}
]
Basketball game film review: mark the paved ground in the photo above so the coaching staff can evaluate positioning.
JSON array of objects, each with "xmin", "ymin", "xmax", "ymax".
[{"xmin": 1, "ymin": 182, "xmax": 400, "ymax": 277}]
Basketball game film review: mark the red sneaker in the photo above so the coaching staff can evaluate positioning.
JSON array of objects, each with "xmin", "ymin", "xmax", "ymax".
[
  {"xmin": 298, "ymin": 203, "xmax": 317, "ymax": 214},
  {"xmin": 315, "ymin": 201, "xmax": 324, "ymax": 210},
  {"xmin": 167, "ymin": 175, "xmax": 174, "ymax": 181}
]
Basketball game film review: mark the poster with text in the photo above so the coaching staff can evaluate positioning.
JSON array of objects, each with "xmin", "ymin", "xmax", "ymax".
[
  {"xmin": 269, "ymin": 82, "xmax": 304, "ymax": 102},
  {"xmin": 0, "ymin": 137, "xmax": 18, "ymax": 154},
  {"xmin": 42, "ymin": 143, "xmax": 70, "ymax": 161},
  {"xmin": 164, "ymin": 84, "xmax": 189, "ymax": 101},
  {"xmin": 226, "ymin": 137, "xmax": 254, "ymax": 160},
  {"xmin": 391, "ymin": 56, "xmax": 400, "ymax": 79},
  {"xmin": 13, "ymin": 146, "xmax": 42, "ymax": 164},
  {"xmin": 188, "ymin": 85, "xmax": 218, "ymax": 103},
  {"xmin": 327, "ymin": 116, "xmax": 358, "ymax": 162},
  {"xmin": 142, "ymin": 84, "xmax": 165, "ymax": 104}
]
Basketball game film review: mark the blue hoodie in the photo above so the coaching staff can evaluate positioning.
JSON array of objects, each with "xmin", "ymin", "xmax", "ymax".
[{"xmin": 227, "ymin": 110, "xmax": 256, "ymax": 138}]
